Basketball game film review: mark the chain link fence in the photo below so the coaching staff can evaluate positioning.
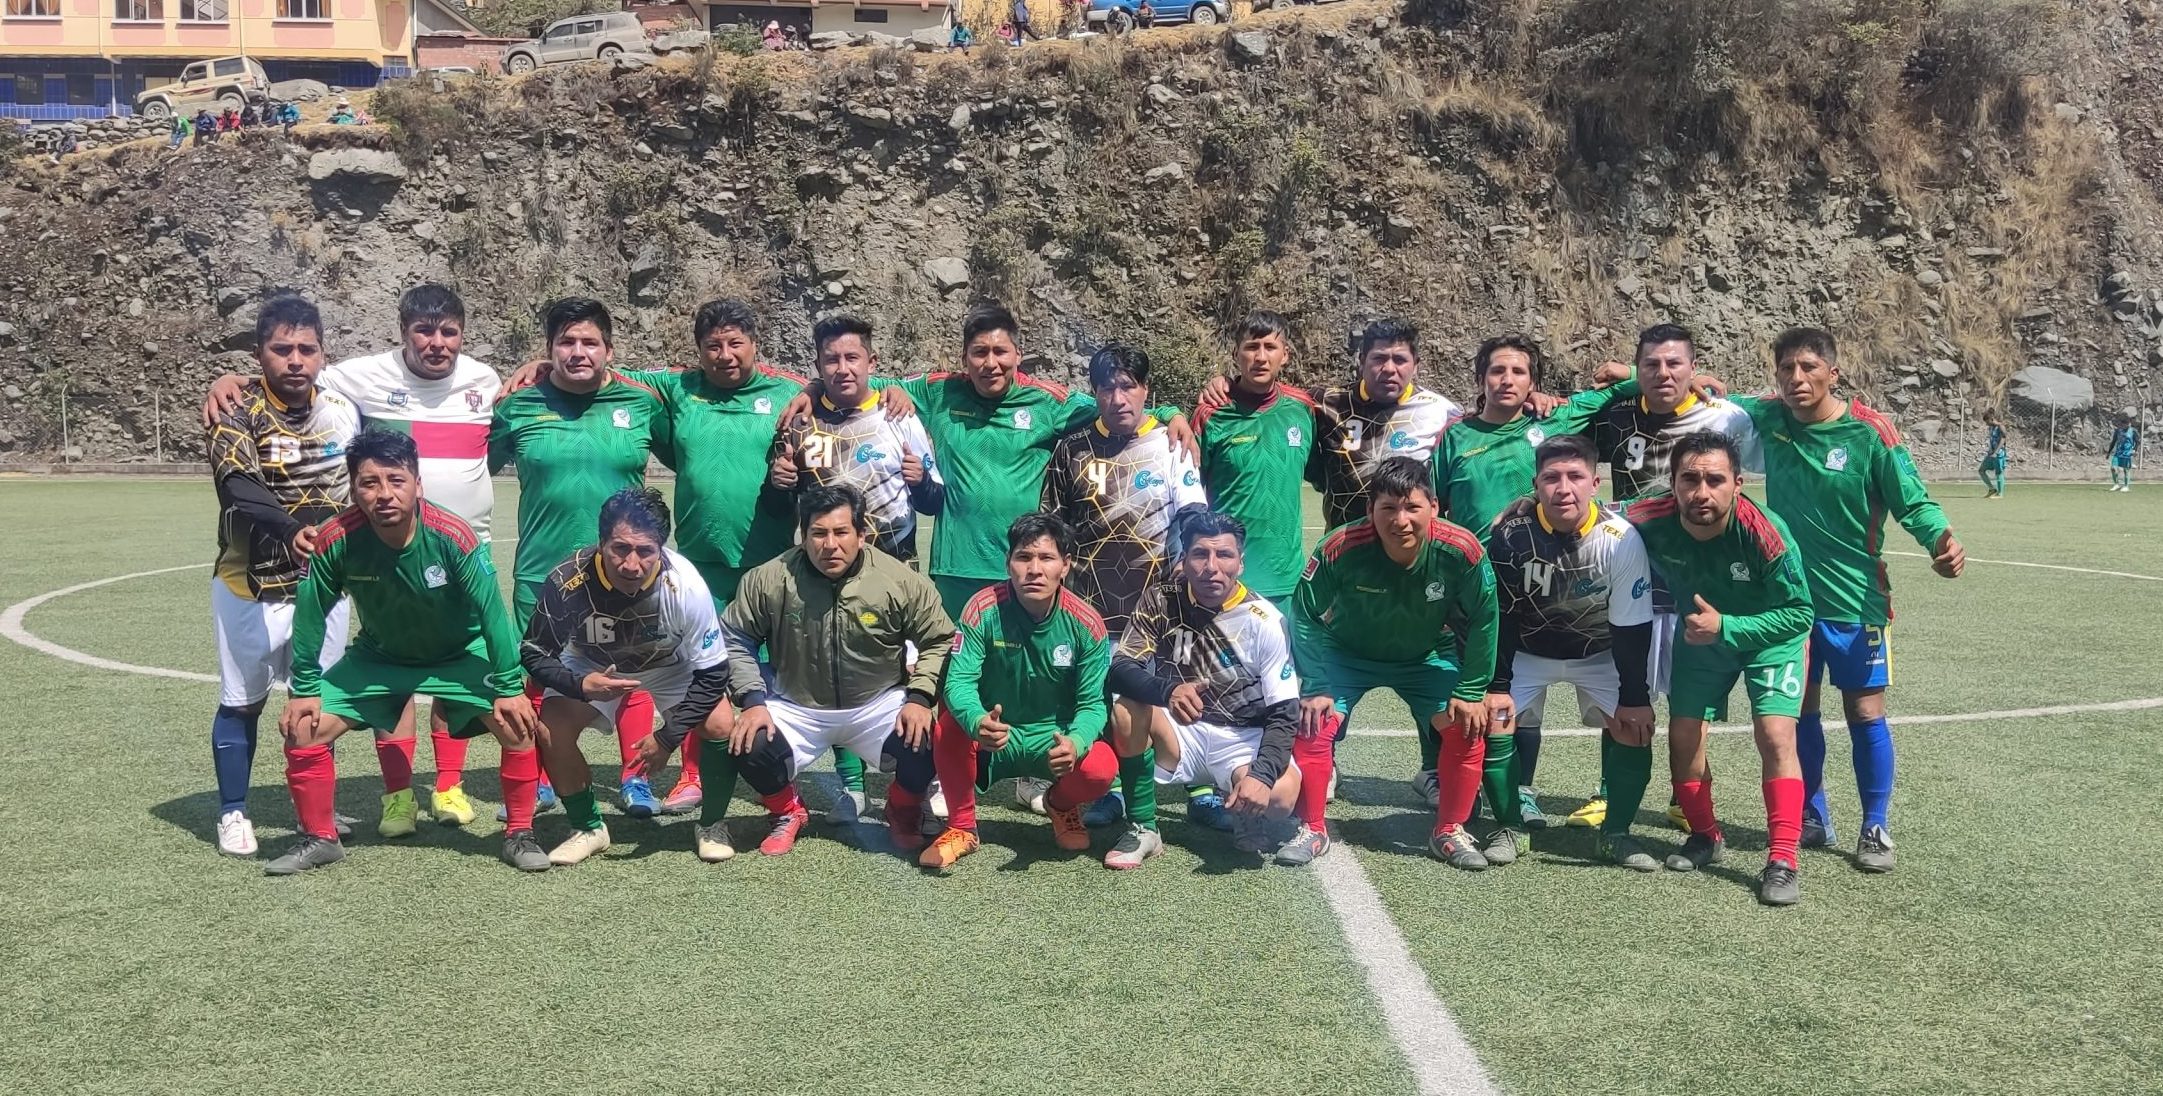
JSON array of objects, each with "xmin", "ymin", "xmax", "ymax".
[{"xmin": 1993, "ymin": 401, "xmax": 2152, "ymax": 479}]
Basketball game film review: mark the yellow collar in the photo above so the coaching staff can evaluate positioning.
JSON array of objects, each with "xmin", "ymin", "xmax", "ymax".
[
  {"xmin": 1641, "ymin": 390, "xmax": 1700, "ymax": 416},
  {"xmin": 1095, "ymin": 414, "xmax": 1159, "ymax": 437},
  {"xmin": 820, "ymin": 391, "xmax": 879, "ymax": 413},
  {"xmin": 262, "ymin": 383, "xmax": 293, "ymax": 412},
  {"xmin": 1358, "ymin": 380, "xmax": 1414, "ymax": 405},
  {"xmin": 1536, "ymin": 502, "xmax": 1599, "ymax": 536},
  {"xmin": 593, "ymin": 553, "xmax": 660, "ymax": 594}
]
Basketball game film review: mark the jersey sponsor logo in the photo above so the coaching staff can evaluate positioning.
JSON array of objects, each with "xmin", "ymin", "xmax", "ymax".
[
  {"xmin": 1388, "ymin": 429, "xmax": 1418, "ymax": 450},
  {"xmin": 1424, "ymin": 581, "xmax": 1446, "ymax": 602},
  {"xmin": 698, "ymin": 627, "xmax": 721, "ymax": 651},
  {"xmin": 465, "ymin": 390, "xmax": 484, "ymax": 411},
  {"xmin": 1824, "ymin": 446, "xmax": 1849, "ymax": 471},
  {"xmin": 1572, "ymin": 579, "xmax": 1608, "ymax": 598},
  {"xmin": 612, "ymin": 408, "xmax": 632, "ymax": 429},
  {"xmin": 1286, "ymin": 426, "xmax": 1303, "ymax": 447},
  {"xmin": 387, "ymin": 389, "xmax": 410, "ymax": 410},
  {"xmin": 1631, "ymin": 577, "xmax": 1649, "ymax": 599},
  {"xmin": 1181, "ymin": 469, "xmax": 1199, "ymax": 487},
  {"xmin": 754, "ymin": 397, "xmax": 774, "ymax": 414},
  {"xmin": 858, "ymin": 610, "xmax": 881, "ymax": 627},
  {"xmin": 855, "ymin": 446, "xmax": 889, "ymax": 464},
  {"xmin": 1132, "ymin": 470, "xmax": 1167, "ymax": 490},
  {"xmin": 1279, "ymin": 661, "xmax": 1294, "ymax": 679},
  {"xmin": 323, "ymin": 439, "xmax": 344, "ymax": 457},
  {"xmin": 424, "ymin": 564, "xmax": 448, "ymax": 588},
  {"xmin": 1012, "ymin": 408, "xmax": 1034, "ymax": 430},
  {"xmin": 1730, "ymin": 562, "xmax": 1751, "ymax": 581},
  {"xmin": 1052, "ymin": 642, "xmax": 1074, "ymax": 667},
  {"xmin": 1525, "ymin": 426, "xmax": 1546, "ymax": 446}
]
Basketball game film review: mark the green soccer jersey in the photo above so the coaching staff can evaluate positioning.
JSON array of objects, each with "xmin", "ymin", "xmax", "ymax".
[
  {"xmin": 896, "ymin": 373, "xmax": 1102, "ymax": 582},
  {"xmin": 942, "ymin": 582, "xmax": 1111, "ymax": 754},
  {"xmin": 1194, "ymin": 385, "xmax": 1318, "ymax": 598},
  {"xmin": 289, "ymin": 502, "xmax": 522, "ymax": 698},
  {"xmin": 1731, "ymin": 397, "xmax": 1951, "ymax": 626},
  {"xmin": 1624, "ymin": 492, "xmax": 1814, "ymax": 652},
  {"xmin": 645, "ymin": 365, "xmax": 806, "ymax": 571},
  {"xmin": 489, "ymin": 373, "xmax": 672, "ymax": 597},
  {"xmin": 1291, "ymin": 518, "xmax": 1498, "ymax": 701},
  {"xmin": 1430, "ymin": 387, "xmax": 1615, "ymax": 535}
]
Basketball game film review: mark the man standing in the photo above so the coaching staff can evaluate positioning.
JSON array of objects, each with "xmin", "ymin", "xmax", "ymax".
[
  {"xmin": 1978, "ymin": 412, "xmax": 2009, "ymax": 498},
  {"xmin": 1307, "ymin": 319, "xmax": 1462, "ymax": 531},
  {"xmin": 266, "ymin": 430, "xmax": 546, "ymax": 875},
  {"xmin": 203, "ymin": 295, "xmax": 361, "ymax": 857},
  {"xmin": 1625, "ymin": 433, "xmax": 1815, "ymax": 906},
  {"xmin": 2109, "ymin": 410, "xmax": 2139, "ymax": 492}
]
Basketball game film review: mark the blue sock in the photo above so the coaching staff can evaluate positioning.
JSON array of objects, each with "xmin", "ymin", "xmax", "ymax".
[
  {"xmin": 1849, "ymin": 717, "xmax": 1895, "ymax": 831},
  {"xmin": 1797, "ymin": 711, "xmax": 1830, "ymax": 827},
  {"xmin": 212, "ymin": 704, "xmax": 262, "ymax": 814}
]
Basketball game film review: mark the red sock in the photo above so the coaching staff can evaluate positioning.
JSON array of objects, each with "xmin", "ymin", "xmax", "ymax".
[
  {"xmin": 1673, "ymin": 778, "xmax": 1720, "ymax": 838},
  {"xmin": 616, "ymin": 690, "xmax": 656, "ymax": 779},
  {"xmin": 1292, "ymin": 718, "xmax": 1336, "ymax": 830},
  {"xmin": 286, "ymin": 744, "xmax": 338, "ymax": 839},
  {"xmin": 374, "ymin": 735, "xmax": 416, "ymax": 794},
  {"xmin": 430, "ymin": 725, "xmax": 469, "ymax": 793},
  {"xmin": 931, "ymin": 708, "xmax": 980, "ymax": 831},
  {"xmin": 761, "ymin": 785, "xmax": 804, "ymax": 817},
  {"xmin": 1047, "ymin": 740, "xmax": 1118, "ymax": 810},
  {"xmin": 499, "ymin": 747, "xmax": 541, "ymax": 832},
  {"xmin": 1432, "ymin": 724, "xmax": 1485, "ymax": 835},
  {"xmin": 1763, "ymin": 776, "xmax": 1803, "ymax": 868},
  {"xmin": 679, "ymin": 734, "xmax": 702, "ymax": 783}
]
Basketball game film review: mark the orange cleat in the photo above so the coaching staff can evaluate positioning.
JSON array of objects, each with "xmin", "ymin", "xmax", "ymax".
[
  {"xmin": 1047, "ymin": 803, "xmax": 1091, "ymax": 851},
  {"xmin": 759, "ymin": 805, "xmax": 810, "ymax": 856},
  {"xmin": 917, "ymin": 827, "xmax": 980, "ymax": 870}
]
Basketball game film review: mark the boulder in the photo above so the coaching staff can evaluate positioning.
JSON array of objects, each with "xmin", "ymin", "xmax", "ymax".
[
  {"xmin": 2008, "ymin": 365, "xmax": 2094, "ymax": 414},
  {"xmin": 269, "ymin": 78, "xmax": 329, "ymax": 102},
  {"xmin": 1929, "ymin": 358, "xmax": 1961, "ymax": 379},
  {"xmin": 910, "ymin": 26, "xmax": 948, "ymax": 51},
  {"xmin": 1143, "ymin": 162, "xmax": 1185, "ymax": 183},
  {"xmin": 848, "ymin": 105, "xmax": 897, "ymax": 130},
  {"xmin": 651, "ymin": 28, "xmax": 709, "ymax": 52},
  {"xmin": 923, "ymin": 257, "xmax": 970, "ymax": 293},
  {"xmin": 305, "ymin": 149, "xmax": 408, "ymax": 184},
  {"xmin": 1229, "ymin": 31, "xmax": 1271, "ymax": 64},
  {"xmin": 1915, "ymin": 419, "xmax": 1945, "ymax": 444},
  {"xmin": 810, "ymin": 30, "xmax": 856, "ymax": 49}
]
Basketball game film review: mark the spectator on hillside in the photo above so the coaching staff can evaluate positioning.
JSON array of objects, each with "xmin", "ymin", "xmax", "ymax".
[
  {"xmin": 998, "ymin": 20, "xmax": 1018, "ymax": 44},
  {"xmin": 168, "ymin": 113, "xmax": 190, "ymax": 150},
  {"xmin": 950, "ymin": 20, "xmax": 974, "ymax": 51},
  {"xmin": 49, "ymin": 127, "xmax": 79, "ymax": 165},
  {"xmin": 1012, "ymin": 0, "xmax": 1041, "ymax": 40},
  {"xmin": 763, "ymin": 20, "xmax": 785, "ymax": 49},
  {"xmin": 193, "ymin": 108, "xmax": 215, "ymax": 145},
  {"xmin": 331, "ymin": 99, "xmax": 358, "ymax": 125},
  {"xmin": 279, "ymin": 101, "xmax": 300, "ymax": 135},
  {"xmin": 219, "ymin": 107, "xmax": 239, "ymax": 133},
  {"xmin": 1136, "ymin": 0, "xmax": 1155, "ymax": 27}
]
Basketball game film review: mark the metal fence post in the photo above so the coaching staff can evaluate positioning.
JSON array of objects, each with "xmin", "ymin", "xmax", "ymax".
[
  {"xmin": 60, "ymin": 380, "xmax": 70, "ymax": 465},
  {"xmin": 154, "ymin": 388, "xmax": 164, "ymax": 464}
]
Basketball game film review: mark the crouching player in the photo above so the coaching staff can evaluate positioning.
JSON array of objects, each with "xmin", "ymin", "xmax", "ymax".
[
  {"xmin": 1108, "ymin": 512, "xmax": 1305, "ymax": 864},
  {"xmin": 711, "ymin": 485, "xmax": 955, "ymax": 860},
  {"xmin": 522, "ymin": 488, "xmax": 734, "ymax": 866},
  {"xmin": 920, "ymin": 513, "xmax": 1120, "ymax": 869},
  {"xmin": 1625, "ymin": 433, "xmax": 1814, "ymax": 906},
  {"xmin": 266, "ymin": 430, "xmax": 546, "ymax": 875},
  {"xmin": 1480, "ymin": 437, "xmax": 1657, "ymax": 871}
]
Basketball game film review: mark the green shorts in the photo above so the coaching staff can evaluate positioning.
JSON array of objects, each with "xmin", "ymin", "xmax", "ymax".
[
  {"xmin": 512, "ymin": 578, "xmax": 545, "ymax": 635},
  {"xmin": 686, "ymin": 557, "xmax": 746, "ymax": 607},
  {"xmin": 1306, "ymin": 648, "xmax": 1460, "ymax": 738},
  {"xmin": 972, "ymin": 729, "xmax": 1094, "ymax": 790},
  {"xmin": 932, "ymin": 574, "xmax": 997, "ymax": 623},
  {"xmin": 1667, "ymin": 635, "xmax": 1808, "ymax": 722},
  {"xmin": 318, "ymin": 646, "xmax": 508, "ymax": 738}
]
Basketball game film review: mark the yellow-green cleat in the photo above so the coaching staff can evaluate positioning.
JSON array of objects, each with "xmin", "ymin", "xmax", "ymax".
[
  {"xmin": 432, "ymin": 784, "xmax": 477, "ymax": 827},
  {"xmin": 378, "ymin": 789, "xmax": 419, "ymax": 838}
]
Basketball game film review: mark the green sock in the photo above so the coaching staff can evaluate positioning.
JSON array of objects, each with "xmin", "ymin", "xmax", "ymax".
[
  {"xmin": 698, "ymin": 741, "xmax": 743, "ymax": 828},
  {"xmin": 1481, "ymin": 733, "xmax": 1520, "ymax": 828},
  {"xmin": 1417, "ymin": 721, "xmax": 1440, "ymax": 772},
  {"xmin": 1601, "ymin": 732, "xmax": 1654, "ymax": 837},
  {"xmin": 833, "ymin": 747, "xmax": 866, "ymax": 793},
  {"xmin": 564, "ymin": 788, "xmax": 603, "ymax": 832},
  {"xmin": 1120, "ymin": 749, "xmax": 1158, "ymax": 830}
]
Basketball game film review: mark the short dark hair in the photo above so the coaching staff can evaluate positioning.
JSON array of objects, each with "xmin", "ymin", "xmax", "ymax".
[
  {"xmin": 599, "ymin": 486, "xmax": 671, "ymax": 545},
  {"xmin": 1236, "ymin": 310, "xmax": 1290, "ymax": 345},
  {"xmin": 798, "ymin": 484, "xmax": 869, "ymax": 535},
  {"xmin": 813, "ymin": 313, "xmax": 874, "ymax": 357},
  {"xmin": 1635, "ymin": 323, "xmax": 1696, "ymax": 359},
  {"xmin": 1473, "ymin": 334, "xmax": 1544, "ymax": 392},
  {"xmin": 255, "ymin": 294, "xmax": 323, "ymax": 349},
  {"xmin": 1357, "ymin": 318, "xmax": 1420, "ymax": 362},
  {"xmin": 345, "ymin": 427, "xmax": 419, "ymax": 478},
  {"xmin": 961, "ymin": 303, "xmax": 1019, "ymax": 349},
  {"xmin": 1772, "ymin": 326, "xmax": 1838, "ymax": 366},
  {"xmin": 1087, "ymin": 343, "xmax": 1151, "ymax": 390},
  {"xmin": 397, "ymin": 283, "xmax": 465, "ymax": 330},
  {"xmin": 694, "ymin": 299, "xmax": 760, "ymax": 345},
  {"xmin": 1178, "ymin": 510, "xmax": 1247, "ymax": 550},
  {"xmin": 1534, "ymin": 434, "xmax": 1599, "ymax": 474},
  {"xmin": 1365, "ymin": 456, "xmax": 1435, "ymax": 506},
  {"xmin": 1007, "ymin": 511, "xmax": 1074, "ymax": 558},
  {"xmin": 1671, "ymin": 430, "xmax": 1743, "ymax": 476},
  {"xmin": 544, "ymin": 297, "xmax": 613, "ymax": 346}
]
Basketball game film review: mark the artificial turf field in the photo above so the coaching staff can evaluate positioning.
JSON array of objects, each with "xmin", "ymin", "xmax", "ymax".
[{"xmin": 0, "ymin": 477, "xmax": 2155, "ymax": 1096}]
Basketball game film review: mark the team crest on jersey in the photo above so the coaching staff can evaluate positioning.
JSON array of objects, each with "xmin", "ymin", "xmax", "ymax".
[
  {"xmin": 1389, "ymin": 430, "xmax": 1418, "ymax": 450},
  {"xmin": 1013, "ymin": 408, "xmax": 1034, "ymax": 430},
  {"xmin": 950, "ymin": 631, "xmax": 964, "ymax": 652},
  {"xmin": 1287, "ymin": 426, "xmax": 1303, "ymax": 447},
  {"xmin": 1052, "ymin": 643, "xmax": 1074, "ymax": 667},
  {"xmin": 1525, "ymin": 426, "xmax": 1546, "ymax": 446},
  {"xmin": 465, "ymin": 390, "xmax": 484, "ymax": 411},
  {"xmin": 754, "ymin": 397, "xmax": 774, "ymax": 415},
  {"xmin": 1424, "ymin": 581, "xmax": 1446, "ymax": 602},
  {"xmin": 859, "ymin": 610, "xmax": 881, "ymax": 627},
  {"xmin": 387, "ymin": 389, "xmax": 410, "ymax": 410},
  {"xmin": 1730, "ymin": 562, "xmax": 1751, "ymax": 581},
  {"xmin": 424, "ymin": 564, "xmax": 448, "ymax": 588},
  {"xmin": 612, "ymin": 408, "xmax": 632, "ymax": 429},
  {"xmin": 1825, "ymin": 447, "xmax": 1849, "ymax": 471},
  {"xmin": 1301, "ymin": 557, "xmax": 1320, "ymax": 580}
]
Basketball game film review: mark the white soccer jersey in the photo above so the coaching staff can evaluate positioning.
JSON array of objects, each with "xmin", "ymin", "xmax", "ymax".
[
  {"xmin": 1116, "ymin": 584, "xmax": 1301, "ymax": 726},
  {"xmin": 1311, "ymin": 383, "xmax": 1463, "ymax": 528},
  {"xmin": 1487, "ymin": 504, "xmax": 1654, "ymax": 661},
  {"xmin": 788, "ymin": 399, "xmax": 943, "ymax": 560},
  {"xmin": 321, "ymin": 350, "xmax": 502, "ymax": 541}
]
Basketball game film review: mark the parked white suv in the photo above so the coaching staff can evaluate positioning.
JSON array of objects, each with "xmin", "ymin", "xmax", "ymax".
[
  {"xmin": 502, "ymin": 11, "xmax": 650, "ymax": 74},
  {"xmin": 135, "ymin": 56, "xmax": 270, "ymax": 122}
]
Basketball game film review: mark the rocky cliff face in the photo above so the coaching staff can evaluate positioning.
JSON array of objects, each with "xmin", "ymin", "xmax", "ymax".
[{"xmin": 2, "ymin": 0, "xmax": 2159, "ymax": 467}]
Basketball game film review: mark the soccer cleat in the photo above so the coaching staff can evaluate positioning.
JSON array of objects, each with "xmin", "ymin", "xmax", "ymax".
[
  {"xmin": 1480, "ymin": 827, "xmax": 1524, "ymax": 866},
  {"xmin": 432, "ymin": 785, "xmax": 477, "ymax": 826},
  {"xmin": 1414, "ymin": 769, "xmax": 1440, "ymax": 808},
  {"xmin": 1600, "ymin": 832, "xmax": 1660, "ymax": 872},
  {"xmin": 216, "ymin": 810, "xmax": 258, "ymax": 858},
  {"xmin": 502, "ymin": 829, "xmax": 552, "ymax": 872},
  {"xmin": 1274, "ymin": 824, "xmax": 1331, "ymax": 865},
  {"xmin": 1047, "ymin": 803, "xmax": 1092, "ymax": 851},
  {"xmin": 886, "ymin": 801, "xmax": 928, "ymax": 853},
  {"xmin": 1429, "ymin": 827, "xmax": 1488, "ymax": 870},
  {"xmin": 332, "ymin": 811, "xmax": 358, "ymax": 838},
  {"xmin": 1856, "ymin": 825, "xmax": 1896, "ymax": 873},
  {"xmin": 1013, "ymin": 777, "xmax": 1050, "ymax": 814},
  {"xmin": 927, "ymin": 779, "xmax": 949, "ymax": 820},
  {"xmin": 1187, "ymin": 791, "xmax": 1234, "ymax": 832},
  {"xmin": 548, "ymin": 824, "xmax": 612, "ymax": 866},
  {"xmin": 496, "ymin": 782, "xmax": 560, "ymax": 822},
  {"xmin": 378, "ymin": 789, "xmax": 419, "ymax": 838},
  {"xmin": 830, "ymin": 788, "xmax": 867, "ymax": 827},
  {"xmin": 619, "ymin": 778, "xmax": 659, "ymax": 819},
  {"xmin": 1801, "ymin": 815, "xmax": 1836, "ymax": 849},
  {"xmin": 1565, "ymin": 797, "xmax": 1607, "ymax": 828},
  {"xmin": 1758, "ymin": 860, "xmax": 1802, "ymax": 906},
  {"xmin": 759, "ymin": 806, "xmax": 811, "ymax": 856},
  {"xmin": 1230, "ymin": 808, "xmax": 1275, "ymax": 853},
  {"xmin": 1665, "ymin": 831, "xmax": 1727, "ymax": 872},
  {"xmin": 1082, "ymin": 792, "xmax": 1125, "ymax": 828},
  {"xmin": 1665, "ymin": 802, "xmax": 1689, "ymax": 830},
  {"xmin": 1518, "ymin": 786, "xmax": 1548, "ymax": 830},
  {"xmin": 661, "ymin": 778, "xmax": 703, "ymax": 815},
  {"xmin": 1103, "ymin": 824, "xmax": 1164, "ymax": 869},
  {"xmin": 264, "ymin": 834, "xmax": 346, "ymax": 875},
  {"xmin": 918, "ymin": 827, "xmax": 980, "ymax": 870},
  {"xmin": 695, "ymin": 822, "xmax": 736, "ymax": 863}
]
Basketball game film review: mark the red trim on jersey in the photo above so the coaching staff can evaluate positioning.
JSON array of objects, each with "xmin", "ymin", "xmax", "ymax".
[
  {"xmin": 613, "ymin": 372, "xmax": 663, "ymax": 400},
  {"xmin": 1849, "ymin": 402, "xmax": 1902, "ymax": 449},
  {"xmin": 409, "ymin": 420, "xmax": 488, "ymax": 460},
  {"xmin": 1056, "ymin": 588, "xmax": 1108, "ymax": 640},
  {"xmin": 316, "ymin": 508, "xmax": 368, "ymax": 549},
  {"xmin": 1624, "ymin": 496, "xmax": 1678, "ymax": 524},
  {"xmin": 959, "ymin": 583, "xmax": 1008, "ymax": 628},
  {"xmin": 418, "ymin": 500, "xmax": 481, "ymax": 553},
  {"xmin": 1318, "ymin": 522, "xmax": 1380, "ymax": 561},
  {"xmin": 756, "ymin": 363, "xmax": 809, "ymax": 385},
  {"xmin": 1734, "ymin": 496, "xmax": 1788, "ymax": 561},
  {"xmin": 1014, "ymin": 373, "xmax": 1072, "ymax": 402},
  {"xmin": 1428, "ymin": 519, "xmax": 1485, "ymax": 565},
  {"xmin": 1280, "ymin": 384, "xmax": 1318, "ymax": 407}
]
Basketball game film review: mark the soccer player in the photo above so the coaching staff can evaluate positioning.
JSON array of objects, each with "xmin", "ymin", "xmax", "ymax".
[
  {"xmin": 1623, "ymin": 432, "xmax": 1814, "ymax": 906},
  {"xmin": 704, "ymin": 485, "xmax": 955, "ymax": 860},
  {"xmin": 1727, "ymin": 329, "xmax": 1963, "ymax": 869},
  {"xmin": 490, "ymin": 297, "xmax": 674, "ymax": 817},
  {"xmin": 919, "ymin": 514, "xmax": 1120, "ymax": 870},
  {"xmin": 204, "ymin": 295, "xmax": 361, "ymax": 857},
  {"xmin": 2109, "ymin": 410, "xmax": 2139, "ymax": 491},
  {"xmin": 265, "ymin": 429, "xmax": 546, "ymax": 875},
  {"xmin": 1291, "ymin": 457, "xmax": 1498, "ymax": 866},
  {"xmin": 1108, "ymin": 512, "xmax": 1306, "ymax": 861},
  {"xmin": 1476, "ymin": 436, "xmax": 1657, "ymax": 870},
  {"xmin": 203, "ymin": 284, "xmax": 502, "ymax": 829},
  {"xmin": 1307, "ymin": 318, "xmax": 1463, "ymax": 531},
  {"xmin": 1978, "ymin": 411, "xmax": 2009, "ymax": 497},
  {"xmin": 521, "ymin": 489, "xmax": 733, "ymax": 866}
]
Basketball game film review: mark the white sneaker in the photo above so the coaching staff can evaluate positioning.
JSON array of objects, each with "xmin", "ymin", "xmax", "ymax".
[
  {"xmin": 1103, "ymin": 824, "xmax": 1164, "ymax": 870},
  {"xmin": 928, "ymin": 778, "xmax": 949, "ymax": 820},
  {"xmin": 695, "ymin": 822, "xmax": 736, "ymax": 863},
  {"xmin": 1013, "ymin": 777, "xmax": 1050, "ymax": 814},
  {"xmin": 548, "ymin": 824, "xmax": 612, "ymax": 866},
  {"xmin": 216, "ymin": 810, "xmax": 257, "ymax": 857}
]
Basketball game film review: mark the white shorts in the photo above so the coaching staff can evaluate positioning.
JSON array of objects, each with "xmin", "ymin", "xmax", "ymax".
[
  {"xmin": 541, "ymin": 653, "xmax": 690, "ymax": 732},
  {"xmin": 1648, "ymin": 611, "xmax": 1678, "ymax": 698},
  {"xmin": 1507, "ymin": 653, "xmax": 1618, "ymax": 728},
  {"xmin": 1154, "ymin": 719, "xmax": 1271, "ymax": 789},
  {"xmin": 770, "ymin": 687, "xmax": 907, "ymax": 779},
  {"xmin": 211, "ymin": 578, "xmax": 350, "ymax": 708}
]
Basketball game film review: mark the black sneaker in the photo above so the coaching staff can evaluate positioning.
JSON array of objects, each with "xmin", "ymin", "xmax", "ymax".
[
  {"xmin": 1758, "ymin": 860, "xmax": 1801, "ymax": 906},
  {"xmin": 1801, "ymin": 816, "xmax": 1835, "ymax": 848},
  {"xmin": 502, "ymin": 829, "xmax": 551, "ymax": 872},
  {"xmin": 1856, "ymin": 825, "xmax": 1896, "ymax": 873},
  {"xmin": 1664, "ymin": 831, "xmax": 1726, "ymax": 872},
  {"xmin": 264, "ymin": 834, "xmax": 346, "ymax": 876}
]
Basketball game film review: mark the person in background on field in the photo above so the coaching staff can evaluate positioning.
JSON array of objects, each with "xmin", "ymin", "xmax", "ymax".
[
  {"xmin": 2108, "ymin": 409, "xmax": 2139, "ymax": 492},
  {"xmin": 168, "ymin": 112, "xmax": 190, "ymax": 150},
  {"xmin": 331, "ymin": 99, "xmax": 357, "ymax": 125},
  {"xmin": 221, "ymin": 107, "xmax": 240, "ymax": 133},
  {"xmin": 1977, "ymin": 410, "xmax": 2008, "ymax": 498},
  {"xmin": 1012, "ymin": 0, "xmax": 1041, "ymax": 40},
  {"xmin": 1136, "ymin": 0, "xmax": 1156, "ymax": 28},
  {"xmin": 49, "ymin": 127, "xmax": 78, "ymax": 164}
]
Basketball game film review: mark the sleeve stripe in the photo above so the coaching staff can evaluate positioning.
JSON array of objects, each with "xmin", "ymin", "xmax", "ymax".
[
  {"xmin": 755, "ymin": 364, "xmax": 809, "ymax": 385},
  {"xmin": 1624, "ymin": 495, "xmax": 1678, "ymax": 524},
  {"xmin": 1016, "ymin": 374, "xmax": 1073, "ymax": 402},
  {"xmin": 1849, "ymin": 402, "xmax": 1902, "ymax": 449},
  {"xmin": 959, "ymin": 583, "xmax": 1005, "ymax": 627},
  {"xmin": 1280, "ymin": 385, "xmax": 1318, "ymax": 408},
  {"xmin": 1318, "ymin": 522, "xmax": 1378, "ymax": 560},
  {"xmin": 1734, "ymin": 496, "xmax": 1789, "ymax": 560},
  {"xmin": 1428, "ymin": 519, "xmax": 1485, "ymax": 564},
  {"xmin": 1057, "ymin": 588, "xmax": 1109, "ymax": 640},
  {"xmin": 316, "ymin": 508, "xmax": 367, "ymax": 548},
  {"xmin": 418, "ymin": 501, "xmax": 482, "ymax": 553}
]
